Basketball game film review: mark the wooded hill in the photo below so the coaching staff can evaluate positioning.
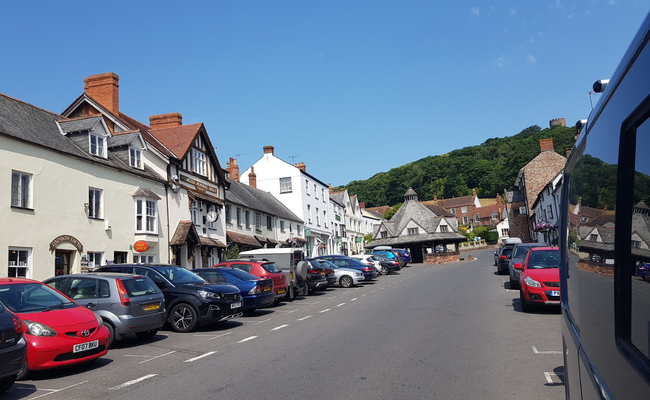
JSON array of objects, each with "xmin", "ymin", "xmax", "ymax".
[{"xmin": 336, "ymin": 125, "xmax": 576, "ymax": 207}]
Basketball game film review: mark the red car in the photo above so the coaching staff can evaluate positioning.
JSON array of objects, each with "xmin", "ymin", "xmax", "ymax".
[
  {"xmin": 0, "ymin": 278, "xmax": 110, "ymax": 378},
  {"xmin": 513, "ymin": 247, "xmax": 561, "ymax": 312},
  {"xmin": 214, "ymin": 260, "xmax": 288, "ymax": 303}
]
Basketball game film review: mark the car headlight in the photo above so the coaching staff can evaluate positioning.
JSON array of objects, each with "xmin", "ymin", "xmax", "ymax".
[
  {"xmin": 524, "ymin": 276, "xmax": 541, "ymax": 288},
  {"xmin": 24, "ymin": 320, "xmax": 57, "ymax": 337},
  {"xmin": 198, "ymin": 290, "xmax": 222, "ymax": 300},
  {"xmin": 95, "ymin": 312, "xmax": 104, "ymax": 327}
]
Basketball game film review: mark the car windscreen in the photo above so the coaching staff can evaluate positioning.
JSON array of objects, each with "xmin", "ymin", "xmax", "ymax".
[
  {"xmin": 318, "ymin": 260, "xmax": 339, "ymax": 269},
  {"xmin": 155, "ymin": 267, "xmax": 205, "ymax": 284},
  {"xmin": 224, "ymin": 268, "xmax": 259, "ymax": 281},
  {"xmin": 0, "ymin": 283, "xmax": 76, "ymax": 313},
  {"xmin": 261, "ymin": 262, "xmax": 282, "ymax": 274},
  {"xmin": 502, "ymin": 248, "xmax": 514, "ymax": 257},
  {"xmin": 514, "ymin": 246, "xmax": 536, "ymax": 258},
  {"xmin": 123, "ymin": 277, "xmax": 161, "ymax": 297},
  {"xmin": 527, "ymin": 250, "xmax": 560, "ymax": 269}
]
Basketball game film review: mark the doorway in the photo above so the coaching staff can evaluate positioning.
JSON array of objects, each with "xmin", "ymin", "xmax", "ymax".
[{"xmin": 55, "ymin": 251, "xmax": 72, "ymax": 276}]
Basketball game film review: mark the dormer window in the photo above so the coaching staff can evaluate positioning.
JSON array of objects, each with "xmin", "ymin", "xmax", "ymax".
[
  {"xmin": 192, "ymin": 149, "xmax": 206, "ymax": 176},
  {"xmin": 130, "ymin": 148, "xmax": 143, "ymax": 169},
  {"xmin": 90, "ymin": 133, "xmax": 106, "ymax": 157}
]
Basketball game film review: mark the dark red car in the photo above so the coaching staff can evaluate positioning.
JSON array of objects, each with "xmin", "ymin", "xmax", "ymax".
[
  {"xmin": 215, "ymin": 260, "xmax": 288, "ymax": 303},
  {"xmin": 513, "ymin": 247, "xmax": 561, "ymax": 312}
]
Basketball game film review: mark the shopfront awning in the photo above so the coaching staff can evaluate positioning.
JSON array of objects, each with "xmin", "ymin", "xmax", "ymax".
[
  {"xmin": 200, "ymin": 237, "xmax": 226, "ymax": 248},
  {"xmin": 226, "ymin": 231, "xmax": 261, "ymax": 248}
]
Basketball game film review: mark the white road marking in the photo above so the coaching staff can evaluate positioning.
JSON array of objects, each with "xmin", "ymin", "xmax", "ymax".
[
  {"xmin": 237, "ymin": 336, "xmax": 258, "ymax": 343},
  {"xmin": 297, "ymin": 315, "xmax": 312, "ymax": 321},
  {"xmin": 185, "ymin": 351, "xmax": 217, "ymax": 363},
  {"xmin": 337, "ymin": 303, "xmax": 346, "ymax": 307},
  {"xmin": 350, "ymin": 297, "xmax": 358, "ymax": 301},
  {"xmin": 362, "ymin": 293, "xmax": 368, "ymax": 296},
  {"xmin": 274, "ymin": 309, "xmax": 298, "ymax": 314},
  {"xmin": 139, "ymin": 350, "xmax": 176, "ymax": 364},
  {"xmin": 320, "ymin": 308, "xmax": 331, "ymax": 313},
  {"xmin": 272, "ymin": 324, "xmax": 289, "ymax": 331},
  {"xmin": 254, "ymin": 318, "xmax": 271, "ymax": 325},
  {"xmin": 109, "ymin": 375, "xmax": 158, "ymax": 390},
  {"xmin": 23, "ymin": 381, "xmax": 88, "ymax": 399},
  {"xmin": 532, "ymin": 345, "xmax": 562, "ymax": 355},
  {"xmin": 544, "ymin": 371, "xmax": 564, "ymax": 384},
  {"xmin": 194, "ymin": 332, "xmax": 233, "ymax": 340}
]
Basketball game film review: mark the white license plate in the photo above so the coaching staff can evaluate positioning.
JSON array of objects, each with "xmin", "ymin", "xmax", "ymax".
[
  {"xmin": 73, "ymin": 340, "xmax": 98, "ymax": 353},
  {"xmin": 550, "ymin": 291, "xmax": 560, "ymax": 297},
  {"xmin": 231, "ymin": 302, "xmax": 242, "ymax": 309}
]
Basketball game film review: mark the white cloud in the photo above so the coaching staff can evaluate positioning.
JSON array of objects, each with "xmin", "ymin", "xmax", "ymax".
[
  {"xmin": 508, "ymin": 8, "xmax": 516, "ymax": 17},
  {"xmin": 491, "ymin": 55, "xmax": 510, "ymax": 68},
  {"xmin": 471, "ymin": 7, "xmax": 479, "ymax": 16},
  {"xmin": 527, "ymin": 54, "xmax": 536, "ymax": 64}
]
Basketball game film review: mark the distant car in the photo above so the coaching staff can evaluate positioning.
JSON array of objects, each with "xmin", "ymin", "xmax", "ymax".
[
  {"xmin": 44, "ymin": 273, "xmax": 166, "ymax": 347},
  {"xmin": 513, "ymin": 247, "xmax": 561, "ymax": 312},
  {"xmin": 0, "ymin": 278, "xmax": 110, "ymax": 379},
  {"xmin": 508, "ymin": 243, "xmax": 548, "ymax": 289},
  {"xmin": 390, "ymin": 248, "xmax": 412, "ymax": 265},
  {"xmin": 303, "ymin": 259, "xmax": 332, "ymax": 293},
  {"xmin": 635, "ymin": 261, "xmax": 649, "ymax": 281},
  {"xmin": 193, "ymin": 267, "xmax": 275, "ymax": 312},
  {"xmin": 496, "ymin": 246, "xmax": 515, "ymax": 275},
  {"xmin": 94, "ymin": 264, "xmax": 242, "ymax": 332},
  {"xmin": 215, "ymin": 259, "xmax": 288, "ymax": 303},
  {"xmin": 372, "ymin": 250, "xmax": 405, "ymax": 268},
  {"xmin": 368, "ymin": 254, "xmax": 401, "ymax": 274},
  {"xmin": 350, "ymin": 255, "xmax": 382, "ymax": 274},
  {"xmin": 314, "ymin": 255, "xmax": 378, "ymax": 281},
  {"xmin": 0, "ymin": 304, "xmax": 26, "ymax": 393},
  {"xmin": 314, "ymin": 259, "xmax": 364, "ymax": 288}
]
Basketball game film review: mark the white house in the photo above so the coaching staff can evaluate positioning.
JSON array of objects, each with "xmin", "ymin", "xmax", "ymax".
[
  {"xmin": 241, "ymin": 146, "xmax": 331, "ymax": 257},
  {"xmin": 1, "ymin": 92, "xmax": 169, "ymax": 281},
  {"xmin": 328, "ymin": 196, "xmax": 346, "ymax": 255},
  {"xmin": 330, "ymin": 190, "xmax": 364, "ymax": 255},
  {"xmin": 531, "ymin": 171, "xmax": 563, "ymax": 245}
]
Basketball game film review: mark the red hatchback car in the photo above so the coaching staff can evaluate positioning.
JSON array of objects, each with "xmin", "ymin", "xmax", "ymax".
[
  {"xmin": 0, "ymin": 278, "xmax": 110, "ymax": 378},
  {"xmin": 214, "ymin": 260, "xmax": 288, "ymax": 303},
  {"xmin": 513, "ymin": 247, "xmax": 561, "ymax": 312}
]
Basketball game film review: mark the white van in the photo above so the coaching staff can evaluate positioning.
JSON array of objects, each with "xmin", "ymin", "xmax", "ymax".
[{"xmin": 238, "ymin": 248, "xmax": 308, "ymax": 300}]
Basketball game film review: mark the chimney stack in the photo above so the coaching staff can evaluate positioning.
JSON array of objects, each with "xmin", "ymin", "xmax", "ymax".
[
  {"xmin": 263, "ymin": 145, "xmax": 275, "ymax": 155},
  {"xmin": 248, "ymin": 167, "xmax": 257, "ymax": 189},
  {"xmin": 84, "ymin": 72, "xmax": 120, "ymax": 116},
  {"xmin": 539, "ymin": 138, "xmax": 555, "ymax": 152},
  {"xmin": 150, "ymin": 113, "xmax": 183, "ymax": 129},
  {"xmin": 226, "ymin": 157, "xmax": 240, "ymax": 182},
  {"xmin": 295, "ymin": 162, "xmax": 306, "ymax": 172},
  {"xmin": 360, "ymin": 202, "xmax": 366, "ymax": 209}
]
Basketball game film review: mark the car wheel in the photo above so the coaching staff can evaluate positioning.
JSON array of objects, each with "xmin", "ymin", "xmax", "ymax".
[
  {"xmin": 340, "ymin": 275, "xmax": 353, "ymax": 288},
  {"xmin": 381, "ymin": 266, "xmax": 389, "ymax": 275},
  {"xmin": 169, "ymin": 303, "xmax": 199, "ymax": 332},
  {"xmin": 135, "ymin": 329, "xmax": 158, "ymax": 340},
  {"xmin": 0, "ymin": 375, "xmax": 16, "ymax": 393},
  {"xmin": 104, "ymin": 321, "xmax": 116, "ymax": 348},
  {"xmin": 520, "ymin": 290, "xmax": 533, "ymax": 312}
]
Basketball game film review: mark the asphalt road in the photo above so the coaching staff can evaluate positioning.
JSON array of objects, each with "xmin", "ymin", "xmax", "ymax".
[{"xmin": 5, "ymin": 248, "xmax": 564, "ymax": 400}]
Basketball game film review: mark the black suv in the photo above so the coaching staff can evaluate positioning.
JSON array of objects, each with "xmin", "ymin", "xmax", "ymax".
[{"xmin": 94, "ymin": 264, "xmax": 243, "ymax": 332}]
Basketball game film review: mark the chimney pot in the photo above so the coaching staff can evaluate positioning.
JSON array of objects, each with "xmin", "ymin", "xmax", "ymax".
[
  {"xmin": 84, "ymin": 72, "xmax": 120, "ymax": 116},
  {"xmin": 248, "ymin": 167, "xmax": 257, "ymax": 189},
  {"xmin": 295, "ymin": 162, "xmax": 306, "ymax": 172},
  {"xmin": 539, "ymin": 138, "xmax": 555, "ymax": 152},
  {"xmin": 263, "ymin": 145, "xmax": 275, "ymax": 155}
]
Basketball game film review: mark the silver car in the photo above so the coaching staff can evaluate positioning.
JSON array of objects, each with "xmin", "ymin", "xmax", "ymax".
[
  {"xmin": 508, "ymin": 243, "xmax": 548, "ymax": 289},
  {"xmin": 44, "ymin": 273, "xmax": 166, "ymax": 347},
  {"xmin": 315, "ymin": 260, "xmax": 364, "ymax": 288}
]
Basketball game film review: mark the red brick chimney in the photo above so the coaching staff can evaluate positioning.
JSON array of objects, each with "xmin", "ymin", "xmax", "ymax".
[
  {"xmin": 150, "ymin": 113, "xmax": 183, "ymax": 129},
  {"xmin": 360, "ymin": 202, "xmax": 366, "ymax": 209},
  {"xmin": 248, "ymin": 167, "xmax": 257, "ymax": 189},
  {"xmin": 84, "ymin": 72, "xmax": 120, "ymax": 116},
  {"xmin": 226, "ymin": 157, "xmax": 240, "ymax": 182},
  {"xmin": 295, "ymin": 162, "xmax": 306, "ymax": 172},
  {"xmin": 539, "ymin": 138, "xmax": 554, "ymax": 152},
  {"xmin": 263, "ymin": 146, "xmax": 274, "ymax": 155}
]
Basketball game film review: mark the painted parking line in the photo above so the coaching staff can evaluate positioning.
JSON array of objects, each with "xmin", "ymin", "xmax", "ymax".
[
  {"xmin": 123, "ymin": 350, "xmax": 176, "ymax": 364},
  {"xmin": 254, "ymin": 318, "xmax": 272, "ymax": 325},
  {"xmin": 237, "ymin": 336, "xmax": 258, "ymax": 343},
  {"xmin": 350, "ymin": 298, "xmax": 358, "ymax": 301},
  {"xmin": 19, "ymin": 381, "xmax": 88, "ymax": 400},
  {"xmin": 337, "ymin": 303, "xmax": 346, "ymax": 307},
  {"xmin": 109, "ymin": 375, "xmax": 158, "ymax": 390},
  {"xmin": 273, "ymin": 309, "xmax": 298, "ymax": 314},
  {"xmin": 297, "ymin": 315, "xmax": 312, "ymax": 321},
  {"xmin": 532, "ymin": 345, "xmax": 562, "ymax": 355},
  {"xmin": 271, "ymin": 324, "xmax": 289, "ymax": 331},
  {"xmin": 319, "ymin": 308, "xmax": 331, "ymax": 313},
  {"xmin": 185, "ymin": 351, "xmax": 217, "ymax": 363},
  {"xmin": 544, "ymin": 371, "xmax": 564, "ymax": 384},
  {"xmin": 194, "ymin": 332, "xmax": 233, "ymax": 340}
]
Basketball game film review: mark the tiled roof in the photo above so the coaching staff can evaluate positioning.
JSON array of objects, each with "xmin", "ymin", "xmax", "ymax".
[
  {"xmin": 170, "ymin": 221, "xmax": 199, "ymax": 246},
  {"xmin": 366, "ymin": 206, "xmax": 392, "ymax": 216},
  {"xmin": 150, "ymin": 123, "xmax": 204, "ymax": 159},
  {"xmin": 226, "ymin": 231, "xmax": 261, "ymax": 247}
]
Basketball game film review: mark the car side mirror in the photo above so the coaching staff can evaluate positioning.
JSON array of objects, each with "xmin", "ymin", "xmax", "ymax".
[{"xmin": 513, "ymin": 263, "xmax": 523, "ymax": 270}]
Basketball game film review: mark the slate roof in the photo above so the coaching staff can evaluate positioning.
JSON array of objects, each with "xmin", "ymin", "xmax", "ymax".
[
  {"xmin": 329, "ymin": 191, "xmax": 346, "ymax": 205},
  {"xmin": 420, "ymin": 203, "xmax": 454, "ymax": 217},
  {"xmin": 225, "ymin": 178, "xmax": 303, "ymax": 223},
  {"xmin": 107, "ymin": 131, "xmax": 140, "ymax": 148},
  {"xmin": 58, "ymin": 116, "xmax": 102, "ymax": 133},
  {"xmin": 0, "ymin": 93, "xmax": 163, "ymax": 182}
]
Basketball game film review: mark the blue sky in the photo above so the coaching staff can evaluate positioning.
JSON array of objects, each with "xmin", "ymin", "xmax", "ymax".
[{"xmin": 2, "ymin": 1, "xmax": 648, "ymax": 186}]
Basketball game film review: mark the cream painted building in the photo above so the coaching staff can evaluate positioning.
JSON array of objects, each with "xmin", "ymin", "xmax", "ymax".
[{"xmin": 1, "ymin": 93, "xmax": 169, "ymax": 281}]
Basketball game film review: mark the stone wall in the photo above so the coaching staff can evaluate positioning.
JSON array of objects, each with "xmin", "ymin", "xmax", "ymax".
[{"xmin": 424, "ymin": 252, "xmax": 461, "ymax": 264}]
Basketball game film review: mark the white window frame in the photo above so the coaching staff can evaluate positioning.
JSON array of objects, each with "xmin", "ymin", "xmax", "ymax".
[
  {"xmin": 408, "ymin": 227, "xmax": 419, "ymax": 235},
  {"xmin": 279, "ymin": 177, "xmax": 292, "ymax": 193},
  {"xmin": 192, "ymin": 149, "xmax": 207, "ymax": 176},
  {"xmin": 245, "ymin": 210, "xmax": 251, "ymax": 229},
  {"xmin": 314, "ymin": 184, "xmax": 318, "ymax": 199},
  {"xmin": 135, "ymin": 198, "xmax": 158, "ymax": 234},
  {"xmin": 450, "ymin": 208, "xmax": 456, "ymax": 215},
  {"xmin": 133, "ymin": 254, "xmax": 156, "ymax": 264},
  {"xmin": 316, "ymin": 207, "xmax": 320, "ymax": 226},
  {"xmin": 547, "ymin": 205, "xmax": 554, "ymax": 219},
  {"xmin": 89, "ymin": 133, "xmax": 107, "ymax": 157},
  {"xmin": 461, "ymin": 206, "xmax": 468, "ymax": 213},
  {"xmin": 129, "ymin": 147, "xmax": 143, "ymax": 169},
  {"xmin": 11, "ymin": 171, "xmax": 32, "ymax": 209},
  {"xmin": 280, "ymin": 220, "xmax": 286, "ymax": 233},
  {"xmin": 8, "ymin": 247, "xmax": 30, "ymax": 278},
  {"xmin": 305, "ymin": 179, "xmax": 310, "ymax": 195},
  {"xmin": 225, "ymin": 205, "xmax": 232, "ymax": 223},
  {"xmin": 440, "ymin": 225, "xmax": 449, "ymax": 232},
  {"xmin": 88, "ymin": 188, "xmax": 103, "ymax": 219},
  {"xmin": 462, "ymin": 216, "xmax": 469, "ymax": 224},
  {"xmin": 255, "ymin": 213, "xmax": 262, "ymax": 230},
  {"xmin": 307, "ymin": 204, "xmax": 312, "ymax": 224},
  {"xmin": 237, "ymin": 207, "xmax": 242, "ymax": 226},
  {"xmin": 87, "ymin": 252, "xmax": 104, "ymax": 269}
]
